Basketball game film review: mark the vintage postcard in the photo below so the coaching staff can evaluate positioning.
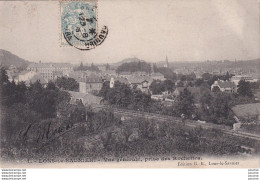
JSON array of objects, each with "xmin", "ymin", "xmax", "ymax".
[{"xmin": 0, "ymin": 0, "xmax": 259, "ymax": 168}]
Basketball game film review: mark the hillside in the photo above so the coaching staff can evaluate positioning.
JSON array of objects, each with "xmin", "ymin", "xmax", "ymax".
[
  {"xmin": 113, "ymin": 57, "xmax": 146, "ymax": 67},
  {"xmin": 155, "ymin": 59, "xmax": 260, "ymax": 77},
  {"xmin": 156, "ymin": 59, "xmax": 259, "ymax": 67},
  {"xmin": 116, "ymin": 60, "xmax": 151, "ymax": 74},
  {"xmin": 0, "ymin": 49, "xmax": 30, "ymax": 69}
]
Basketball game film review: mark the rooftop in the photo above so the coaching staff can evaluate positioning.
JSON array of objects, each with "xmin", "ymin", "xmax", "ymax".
[
  {"xmin": 215, "ymin": 81, "xmax": 236, "ymax": 88},
  {"xmin": 84, "ymin": 73, "xmax": 103, "ymax": 83},
  {"xmin": 28, "ymin": 63, "xmax": 73, "ymax": 68},
  {"xmin": 110, "ymin": 76, "xmax": 130, "ymax": 85},
  {"xmin": 232, "ymin": 103, "xmax": 260, "ymax": 118},
  {"xmin": 127, "ymin": 75, "xmax": 152, "ymax": 84},
  {"xmin": 68, "ymin": 91, "xmax": 89, "ymax": 99}
]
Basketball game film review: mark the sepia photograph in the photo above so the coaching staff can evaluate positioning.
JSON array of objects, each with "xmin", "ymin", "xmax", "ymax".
[{"xmin": 0, "ymin": 0, "xmax": 259, "ymax": 168}]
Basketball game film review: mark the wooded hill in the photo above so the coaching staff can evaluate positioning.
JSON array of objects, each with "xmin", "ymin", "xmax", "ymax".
[{"xmin": 0, "ymin": 49, "xmax": 30, "ymax": 69}]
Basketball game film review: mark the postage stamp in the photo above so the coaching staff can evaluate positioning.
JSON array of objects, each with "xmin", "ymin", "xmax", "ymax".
[{"xmin": 60, "ymin": 0, "xmax": 108, "ymax": 50}]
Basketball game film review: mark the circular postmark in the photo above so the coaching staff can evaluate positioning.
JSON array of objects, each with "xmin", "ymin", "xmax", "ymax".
[{"xmin": 61, "ymin": 1, "xmax": 108, "ymax": 50}]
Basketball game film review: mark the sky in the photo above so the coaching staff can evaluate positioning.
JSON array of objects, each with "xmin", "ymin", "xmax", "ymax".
[{"xmin": 0, "ymin": 0, "xmax": 259, "ymax": 64}]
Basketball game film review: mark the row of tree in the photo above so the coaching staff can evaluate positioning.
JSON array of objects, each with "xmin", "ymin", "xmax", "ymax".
[
  {"xmin": 56, "ymin": 76, "xmax": 79, "ymax": 91},
  {"xmin": 1, "ymin": 70, "xmax": 71, "ymax": 119},
  {"xmin": 149, "ymin": 80, "xmax": 175, "ymax": 94},
  {"xmin": 75, "ymin": 62, "xmax": 100, "ymax": 72},
  {"xmin": 99, "ymin": 81, "xmax": 151, "ymax": 111}
]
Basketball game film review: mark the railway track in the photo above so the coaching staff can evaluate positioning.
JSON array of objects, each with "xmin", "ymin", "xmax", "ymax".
[{"xmin": 110, "ymin": 108, "xmax": 260, "ymax": 141}]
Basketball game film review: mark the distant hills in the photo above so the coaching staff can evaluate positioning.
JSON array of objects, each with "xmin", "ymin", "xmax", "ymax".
[
  {"xmin": 114, "ymin": 57, "xmax": 259, "ymax": 68},
  {"xmin": 113, "ymin": 58, "xmax": 146, "ymax": 67},
  {"xmin": 116, "ymin": 60, "xmax": 151, "ymax": 74},
  {"xmin": 154, "ymin": 59, "xmax": 260, "ymax": 71},
  {"xmin": 0, "ymin": 49, "xmax": 30, "ymax": 69}
]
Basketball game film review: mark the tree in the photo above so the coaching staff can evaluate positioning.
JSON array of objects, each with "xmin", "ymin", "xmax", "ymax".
[
  {"xmin": 237, "ymin": 80, "xmax": 253, "ymax": 97},
  {"xmin": 105, "ymin": 63, "xmax": 110, "ymax": 71},
  {"xmin": 207, "ymin": 75, "xmax": 219, "ymax": 86},
  {"xmin": 88, "ymin": 109, "xmax": 120, "ymax": 132},
  {"xmin": 57, "ymin": 100, "xmax": 86, "ymax": 123},
  {"xmin": 131, "ymin": 88, "xmax": 151, "ymax": 111},
  {"xmin": 56, "ymin": 77, "xmax": 79, "ymax": 91},
  {"xmin": 69, "ymin": 101, "xmax": 86, "ymax": 123},
  {"xmin": 1, "ymin": 79, "xmax": 27, "ymax": 107},
  {"xmin": 180, "ymin": 75, "xmax": 187, "ymax": 81},
  {"xmin": 199, "ymin": 92, "xmax": 235, "ymax": 126},
  {"xmin": 27, "ymin": 82, "xmax": 57, "ymax": 118},
  {"xmin": 200, "ymin": 92, "xmax": 212, "ymax": 114},
  {"xmin": 195, "ymin": 79, "xmax": 204, "ymax": 87},
  {"xmin": 46, "ymin": 81, "xmax": 56, "ymax": 90},
  {"xmin": 156, "ymin": 67, "xmax": 176, "ymax": 81},
  {"xmin": 99, "ymin": 81, "xmax": 133, "ymax": 107},
  {"xmin": 0, "ymin": 66, "xmax": 9, "ymax": 85},
  {"xmin": 149, "ymin": 80, "xmax": 164, "ymax": 94},
  {"xmin": 250, "ymin": 81, "xmax": 260, "ymax": 90},
  {"xmin": 25, "ymin": 80, "xmax": 71, "ymax": 119},
  {"xmin": 202, "ymin": 73, "xmax": 212, "ymax": 81},
  {"xmin": 149, "ymin": 80, "xmax": 174, "ymax": 95},
  {"xmin": 99, "ymin": 80, "xmax": 152, "ymax": 110},
  {"xmin": 212, "ymin": 86, "xmax": 220, "ymax": 93},
  {"xmin": 99, "ymin": 81, "xmax": 110, "ymax": 98},
  {"xmin": 225, "ymin": 72, "xmax": 231, "ymax": 81},
  {"xmin": 0, "ymin": 67, "xmax": 11, "ymax": 105},
  {"xmin": 173, "ymin": 88, "xmax": 195, "ymax": 117},
  {"xmin": 164, "ymin": 80, "xmax": 175, "ymax": 93},
  {"xmin": 14, "ymin": 81, "xmax": 27, "ymax": 104},
  {"xmin": 112, "ymin": 82, "xmax": 132, "ymax": 107},
  {"xmin": 176, "ymin": 80, "xmax": 184, "ymax": 87}
]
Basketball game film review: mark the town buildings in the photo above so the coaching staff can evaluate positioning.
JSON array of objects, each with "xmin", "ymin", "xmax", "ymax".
[
  {"xmin": 150, "ymin": 72, "xmax": 165, "ymax": 81},
  {"xmin": 16, "ymin": 71, "xmax": 37, "ymax": 82},
  {"xmin": 127, "ymin": 75, "xmax": 152, "ymax": 93},
  {"xmin": 231, "ymin": 75, "xmax": 258, "ymax": 86},
  {"xmin": 27, "ymin": 62, "xmax": 73, "ymax": 81},
  {"xmin": 14, "ymin": 71, "xmax": 47, "ymax": 85}
]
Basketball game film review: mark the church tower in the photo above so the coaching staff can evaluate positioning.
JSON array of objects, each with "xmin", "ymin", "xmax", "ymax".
[{"xmin": 164, "ymin": 56, "xmax": 169, "ymax": 68}]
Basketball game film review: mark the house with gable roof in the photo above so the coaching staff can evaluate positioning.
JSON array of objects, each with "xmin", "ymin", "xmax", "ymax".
[
  {"xmin": 79, "ymin": 73, "xmax": 103, "ymax": 93},
  {"xmin": 150, "ymin": 72, "xmax": 165, "ymax": 81},
  {"xmin": 211, "ymin": 80, "xmax": 237, "ymax": 93},
  {"xmin": 127, "ymin": 75, "xmax": 151, "ymax": 93},
  {"xmin": 68, "ymin": 91, "xmax": 102, "ymax": 106}
]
